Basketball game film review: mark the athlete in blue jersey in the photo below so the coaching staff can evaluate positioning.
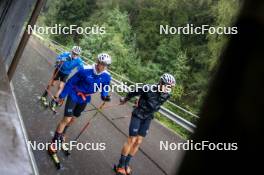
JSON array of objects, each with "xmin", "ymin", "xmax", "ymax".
[
  {"xmin": 49, "ymin": 53, "xmax": 112, "ymax": 153},
  {"xmin": 41, "ymin": 46, "xmax": 83, "ymax": 110}
]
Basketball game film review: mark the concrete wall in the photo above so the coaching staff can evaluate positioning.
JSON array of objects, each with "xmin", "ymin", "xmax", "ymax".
[
  {"xmin": 0, "ymin": 0, "xmax": 38, "ymax": 174},
  {"xmin": 0, "ymin": 0, "xmax": 36, "ymax": 68},
  {"xmin": 0, "ymin": 62, "xmax": 38, "ymax": 175}
]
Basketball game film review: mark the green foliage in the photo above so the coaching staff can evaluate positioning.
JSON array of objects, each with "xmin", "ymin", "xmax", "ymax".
[
  {"xmin": 41, "ymin": 0, "xmax": 241, "ymax": 135},
  {"xmin": 155, "ymin": 112, "xmax": 191, "ymax": 139},
  {"xmin": 79, "ymin": 8, "xmax": 162, "ymax": 83},
  {"xmin": 44, "ymin": 0, "xmax": 97, "ymax": 44},
  {"xmin": 207, "ymin": 0, "xmax": 241, "ymax": 71}
]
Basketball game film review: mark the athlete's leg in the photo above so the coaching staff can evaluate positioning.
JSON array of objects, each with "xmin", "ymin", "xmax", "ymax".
[
  {"xmin": 51, "ymin": 68, "xmax": 59, "ymax": 86},
  {"xmin": 116, "ymin": 135, "xmax": 143, "ymax": 174},
  {"xmin": 62, "ymin": 117, "xmax": 75, "ymax": 135},
  {"xmin": 121, "ymin": 136, "xmax": 137, "ymax": 156},
  {"xmin": 117, "ymin": 116, "xmax": 141, "ymax": 171},
  {"xmin": 126, "ymin": 117, "xmax": 151, "ymax": 155},
  {"xmin": 117, "ymin": 136, "xmax": 137, "ymax": 174},
  {"xmin": 52, "ymin": 96, "xmax": 76, "ymax": 142},
  {"xmin": 58, "ymin": 100, "xmax": 87, "ymax": 140},
  {"xmin": 56, "ymin": 117, "xmax": 74, "ymax": 134},
  {"xmin": 124, "ymin": 118, "xmax": 151, "ymax": 173},
  {"xmin": 42, "ymin": 80, "xmax": 56, "ymax": 97},
  {"xmin": 49, "ymin": 116, "xmax": 73, "ymax": 154},
  {"xmin": 129, "ymin": 118, "xmax": 151, "ymax": 155},
  {"xmin": 42, "ymin": 67, "xmax": 59, "ymax": 97},
  {"xmin": 55, "ymin": 81, "xmax": 65, "ymax": 99},
  {"xmin": 51, "ymin": 73, "xmax": 67, "ymax": 109},
  {"xmin": 129, "ymin": 135, "xmax": 144, "ymax": 155},
  {"xmin": 121, "ymin": 116, "xmax": 141, "ymax": 156},
  {"xmin": 73, "ymin": 102, "xmax": 87, "ymax": 117},
  {"xmin": 50, "ymin": 74, "xmax": 67, "ymax": 111}
]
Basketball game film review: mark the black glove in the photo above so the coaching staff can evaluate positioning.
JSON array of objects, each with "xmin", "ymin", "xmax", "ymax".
[
  {"xmin": 120, "ymin": 97, "xmax": 129, "ymax": 105},
  {"xmin": 102, "ymin": 95, "xmax": 111, "ymax": 102}
]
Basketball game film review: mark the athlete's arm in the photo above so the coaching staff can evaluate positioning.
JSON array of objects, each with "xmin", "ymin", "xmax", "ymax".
[
  {"xmin": 125, "ymin": 87, "xmax": 144, "ymax": 100},
  {"xmin": 120, "ymin": 87, "xmax": 144, "ymax": 104},
  {"xmin": 61, "ymin": 58, "xmax": 83, "ymax": 71},
  {"xmin": 55, "ymin": 53, "xmax": 68, "ymax": 67},
  {"xmin": 77, "ymin": 59, "xmax": 84, "ymax": 71},
  {"xmin": 100, "ymin": 75, "xmax": 111, "ymax": 101},
  {"xmin": 56, "ymin": 52, "xmax": 69, "ymax": 62},
  {"xmin": 59, "ymin": 69, "xmax": 84, "ymax": 99},
  {"xmin": 56, "ymin": 53, "xmax": 63, "ymax": 62}
]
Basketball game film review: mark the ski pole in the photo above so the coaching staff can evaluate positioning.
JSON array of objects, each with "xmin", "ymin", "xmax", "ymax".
[
  {"xmin": 74, "ymin": 102, "xmax": 106, "ymax": 141},
  {"xmin": 83, "ymin": 103, "xmax": 121, "ymax": 113},
  {"xmin": 100, "ymin": 103, "xmax": 121, "ymax": 110},
  {"xmin": 111, "ymin": 115, "xmax": 129, "ymax": 120},
  {"xmin": 83, "ymin": 108, "xmax": 97, "ymax": 113}
]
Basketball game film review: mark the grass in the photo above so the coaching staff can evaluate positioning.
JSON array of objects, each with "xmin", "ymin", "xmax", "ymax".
[{"xmin": 155, "ymin": 113, "xmax": 191, "ymax": 140}]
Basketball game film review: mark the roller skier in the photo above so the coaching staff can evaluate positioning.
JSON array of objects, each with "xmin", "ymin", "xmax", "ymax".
[
  {"xmin": 114, "ymin": 73, "xmax": 176, "ymax": 175},
  {"xmin": 47, "ymin": 53, "xmax": 112, "ymax": 169},
  {"xmin": 40, "ymin": 46, "xmax": 83, "ymax": 112}
]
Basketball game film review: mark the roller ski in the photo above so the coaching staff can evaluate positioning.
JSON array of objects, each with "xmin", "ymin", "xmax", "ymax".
[
  {"xmin": 48, "ymin": 143, "xmax": 61, "ymax": 170},
  {"xmin": 39, "ymin": 96, "xmax": 49, "ymax": 108},
  {"xmin": 113, "ymin": 164, "xmax": 132, "ymax": 175}
]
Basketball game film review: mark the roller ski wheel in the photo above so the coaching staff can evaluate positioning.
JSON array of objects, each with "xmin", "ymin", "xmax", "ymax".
[
  {"xmin": 48, "ymin": 144, "xmax": 61, "ymax": 170},
  {"xmin": 39, "ymin": 96, "xmax": 49, "ymax": 107}
]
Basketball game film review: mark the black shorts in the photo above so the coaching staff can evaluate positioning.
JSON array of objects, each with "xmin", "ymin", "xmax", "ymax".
[
  {"xmin": 53, "ymin": 69, "xmax": 68, "ymax": 83},
  {"xmin": 129, "ymin": 116, "xmax": 152, "ymax": 137},
  {"xmin": 64, "ymin": 95, "xmax": 87, "ymax": 117}
]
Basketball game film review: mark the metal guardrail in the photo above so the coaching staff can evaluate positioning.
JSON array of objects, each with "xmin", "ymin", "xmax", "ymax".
[
  {"xmin": 32, "ymin": 33, "xmax": 197, "ymax": 133},
  {"xmin": 111, "ymin": 79, "xmax": 196, "ymax": 133}
]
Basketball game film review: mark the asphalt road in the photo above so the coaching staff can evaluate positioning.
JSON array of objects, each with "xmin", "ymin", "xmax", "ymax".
[{"xmin": 12, "ymin": 37, "xmax": 184, "ymax": 175}]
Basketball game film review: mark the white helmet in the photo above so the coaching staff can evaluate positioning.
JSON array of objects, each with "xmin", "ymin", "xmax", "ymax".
[
  {"xmin": 97, "ymin": 53, "xmax": 111, "ymax": 65},
  {"xmin": 160, "ymin": 73, "xmax": 176, "ymax": 86},
  {"xmin": 72, "ymin": 46, "xmax": 81, "ymax": 55}
]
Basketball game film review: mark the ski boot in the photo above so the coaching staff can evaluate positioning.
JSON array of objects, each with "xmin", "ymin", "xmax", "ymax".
[{"xmin": 40, "ymin": 96, "xmax": 49, "ymax": 107}]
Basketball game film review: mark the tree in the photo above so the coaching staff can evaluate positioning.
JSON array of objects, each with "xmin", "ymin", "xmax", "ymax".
[
  {"xmin": 44, "ymin": 0, "xmax": 97, "ymax": 44},
  {"xmin": 41, "ymin": 0, "xmax": 241, "ymax": 113}
]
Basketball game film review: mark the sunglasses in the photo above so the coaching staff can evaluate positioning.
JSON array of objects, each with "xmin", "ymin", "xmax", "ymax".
[
  {"xmin": 97, "ymin": 61, "xmax": 109, "ymax": 67},
  {"xmin": 72, "ymin": 52, "xmax": 79, "ymax": 56}
]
